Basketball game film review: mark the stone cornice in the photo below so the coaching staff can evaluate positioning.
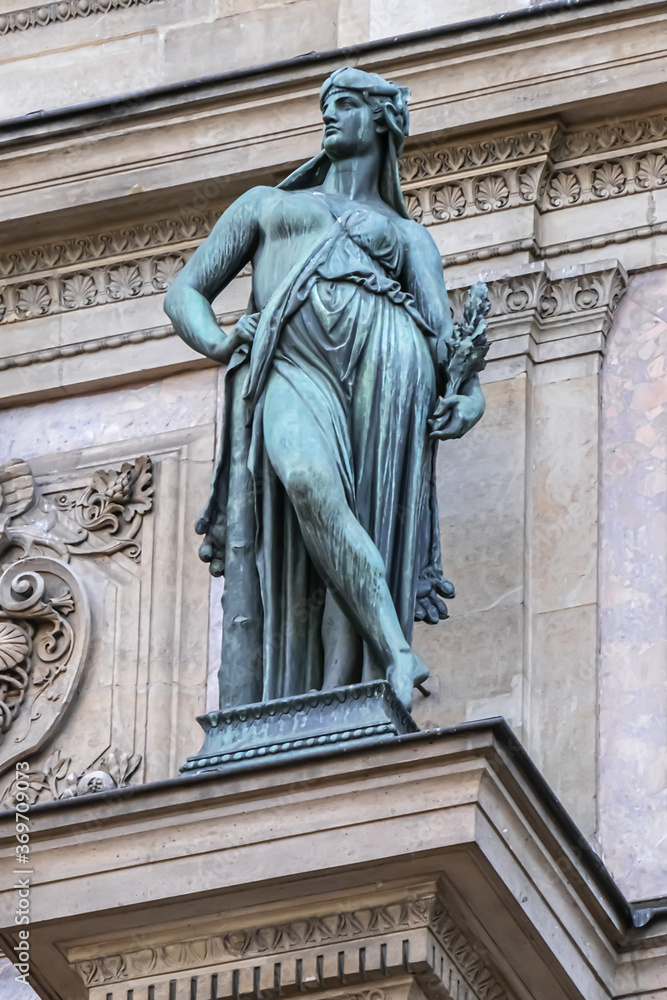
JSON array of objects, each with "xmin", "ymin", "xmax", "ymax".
[
  {"xmin": 448, "ymin": 260, "xmax": 627, "ymax": 366},
  {"xmin": 551, "ymin": 111, "xmax": 667, "ymax": 161},
  {"xmin": 0, "ymin": 0, "xmax": 635, "ymax": 40},
  {"xmin": 0, "ymin": 0, "xmax": 162, "ymax": 35},
  {"xmin": 0, "ymin": 110, "xmax": 664, "ymax": 327},
  {"xmin": 0, "ymin": 723, "xmax": 633, "ymax": 1000},
  {"xmin": 0, "ymin": 0, "xmax": 663, "ymax": 155},
  {"xmin": 69, "ymin": 889, "xmax": 513, "ymax": 1000}
]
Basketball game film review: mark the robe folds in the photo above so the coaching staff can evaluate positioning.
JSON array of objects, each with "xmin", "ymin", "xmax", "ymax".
[{"xmin": 197, "ymin": 205, "xmax": 445, "ymax": 707}]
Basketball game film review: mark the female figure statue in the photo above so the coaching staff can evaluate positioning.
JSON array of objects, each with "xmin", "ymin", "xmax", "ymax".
[{"xmin": 164, "ymin": 67, "xmax": 486, "ymax": 709}]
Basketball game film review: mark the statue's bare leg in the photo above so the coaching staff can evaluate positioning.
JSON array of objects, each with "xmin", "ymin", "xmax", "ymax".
[{"xmin": 263, "ymin": 374, "xmax": 427, "ymax": 706}]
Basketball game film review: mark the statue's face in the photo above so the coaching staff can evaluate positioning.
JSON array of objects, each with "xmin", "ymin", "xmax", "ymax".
[{"xmin": 321, "ymin": 89, "xmax": 379, "ymax": 159}]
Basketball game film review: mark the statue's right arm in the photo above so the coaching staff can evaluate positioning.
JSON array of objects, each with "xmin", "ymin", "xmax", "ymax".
[{"xmin": 164, "ymin": 188, "xmax": 264, "ymax": 364}]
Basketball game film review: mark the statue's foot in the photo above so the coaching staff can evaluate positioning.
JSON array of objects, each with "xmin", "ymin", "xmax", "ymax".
[{"xmin": 388, "ymin": 650, "xmax": 430, "ymax": 710}]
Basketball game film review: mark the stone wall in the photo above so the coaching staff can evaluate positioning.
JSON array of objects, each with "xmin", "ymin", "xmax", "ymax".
[
  {"xmin": 0, "ymin": 0, "xmax": 535, "ymax": 119},
  {"xmin": 0, "ymin": 0, "xmax": 666, "ymax": 923},
  {"xmin": 599, "ymin": 270, "xmax": 667, "ymax": 901}
]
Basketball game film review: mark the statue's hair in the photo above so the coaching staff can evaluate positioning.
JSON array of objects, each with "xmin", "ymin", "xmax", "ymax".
[
  {"xmin": 279, "ymin": 66, "xmax": 411, "ymax": 219},
  {"xmin": 320, "ymin": 68, "xmax": 410, "ymax": 155}
]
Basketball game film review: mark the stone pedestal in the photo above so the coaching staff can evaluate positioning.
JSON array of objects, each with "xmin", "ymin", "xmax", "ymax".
[{"xmin": 181, "ymin": 681, "xmax": 419, "ymax": 774}]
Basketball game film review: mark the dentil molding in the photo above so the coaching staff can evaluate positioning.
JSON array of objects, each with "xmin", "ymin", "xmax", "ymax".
[{"xmin": 70, "ymin": 889, "xmax": 511, "ymax": 1000}]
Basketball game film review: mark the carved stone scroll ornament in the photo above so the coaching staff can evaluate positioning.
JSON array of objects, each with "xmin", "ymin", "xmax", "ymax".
[
  {"xmin": 1, "ymin": 746, "xmax": 142, "ymax": 806},
  {"xmin": 54, "ymin": 455, "xmax": 154, "ymax": 561},
  {"xmin": 0, "ymin": 455, "xmax": 153, "ymax": 563},
  {"xmin": 0, "ymin": 455, "xmax": 153, "ymax": 777},
  {"xmin": 0, "ymin": 557, "xmax": 90, "ymax": 775}
]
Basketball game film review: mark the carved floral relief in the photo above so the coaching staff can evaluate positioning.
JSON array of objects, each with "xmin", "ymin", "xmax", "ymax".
[
  {"xmin": 0, "ymin": 556, "xmax": 90, "ymax": 776},
  {"xmin": 1, "ymin": 746, "xmax": 142, "ymax": 806},
  {"xmin": 0, "ymin": 454, "xmax": 153, "ymax": 795}
]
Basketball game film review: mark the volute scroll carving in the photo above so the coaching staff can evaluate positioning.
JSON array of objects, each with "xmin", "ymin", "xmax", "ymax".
[
  {"xmin": 0, "ymin": 556, "xmax": 90, "ymax": 775},
  {"xmin": 54, "ymin": 455, "xmax": 154, "ymax": 561},
  {"xmin": 0, "ymin": 454, "xmax": 154, "ymax": 780}
]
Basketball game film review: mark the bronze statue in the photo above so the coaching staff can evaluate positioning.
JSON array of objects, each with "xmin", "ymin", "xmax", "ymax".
[{"xmin": 165, "ymin": 67, "xmax": 487, "ymax": 709}]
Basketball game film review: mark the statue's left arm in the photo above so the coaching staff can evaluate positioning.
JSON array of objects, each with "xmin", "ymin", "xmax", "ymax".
[{"xmin": 402, "ymin": 224, "xmax": 485, "ymax": 440}]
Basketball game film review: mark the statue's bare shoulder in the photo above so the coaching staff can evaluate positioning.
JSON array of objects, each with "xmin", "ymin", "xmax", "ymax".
[{"xmin": 393, "ymin": 214, "xmax": 445, "ymax": 281}]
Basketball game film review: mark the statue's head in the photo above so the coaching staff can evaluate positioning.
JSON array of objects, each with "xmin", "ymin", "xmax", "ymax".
[
  {"xmin": 279, "ymin": 66, "xmax": 412, "ymax": 218},
  {"xmin": 319, "ymin": 67, "xmax": 410, "ymax": 162}
]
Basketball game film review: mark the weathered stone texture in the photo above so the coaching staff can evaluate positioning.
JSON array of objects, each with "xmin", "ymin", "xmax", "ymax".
[
  {"xmin": 599, "ymin": 269, "xmax": 667, "ymax": 901},
  {"xmin": 0, "ymin": 3, "xmax": 666, "ymax": 978}
]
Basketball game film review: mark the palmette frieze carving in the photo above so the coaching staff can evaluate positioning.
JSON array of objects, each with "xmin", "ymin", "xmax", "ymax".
[
  {"xmin": 0, "ymin": 250, "xmax": 197, "ymax": 327},
  {"xmin": 398, "ymin": 126, "xmax": 558, "ymax": 182},
  {"xmin": 403, "ymin": 163, "xmax": 546, "ymax": 223},
  {"xmin": 71, "ymin": 891, "xmax": 510, "ymax": 1000},
  {"xmin": 541, "ymin": 149, "xmax": 667, "ymax": 211},
  {"xmin": 0, "ymin": 0, "xmax": 164, "ymax": 34},
  {"xmin": 1, "ymin": 112, "xmax": 664, "ymax": 333}
]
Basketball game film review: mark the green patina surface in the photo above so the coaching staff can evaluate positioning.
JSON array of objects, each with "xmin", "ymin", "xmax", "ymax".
[{"xmin": 165, "ymin": 67, "xmax": 488, "ymax": 710}]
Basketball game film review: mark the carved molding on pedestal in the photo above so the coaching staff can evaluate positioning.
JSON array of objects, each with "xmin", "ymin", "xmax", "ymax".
[
  {"xmin": 0, "ymin": 455, "xmax": 153, "ymax": 784},
  {"xmin": 70, "ymin": 889, "xmax": 512, "ymax": 1000}
]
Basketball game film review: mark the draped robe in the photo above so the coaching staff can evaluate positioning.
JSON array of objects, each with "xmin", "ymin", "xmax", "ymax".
[{"xmin": 197, "ymin": 200, "xmax": 445, "ymax": 707}]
